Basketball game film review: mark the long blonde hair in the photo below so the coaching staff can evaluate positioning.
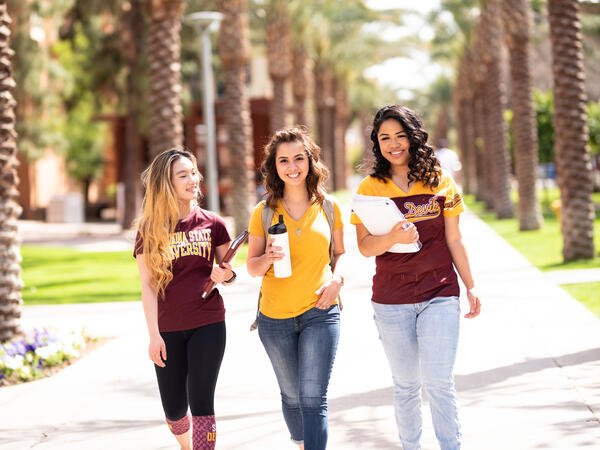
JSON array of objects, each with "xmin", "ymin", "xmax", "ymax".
[{"xmin": 137, "ymin": 149, "xmax": 202, "ymax": 298}]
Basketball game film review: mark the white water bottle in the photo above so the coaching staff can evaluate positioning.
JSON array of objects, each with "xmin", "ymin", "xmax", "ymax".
[{"xmin": 269, "ymin": 214, "xmax": 292, "ymax": 278}]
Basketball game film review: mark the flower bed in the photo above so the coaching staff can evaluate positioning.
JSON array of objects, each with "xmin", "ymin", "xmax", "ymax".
[{"xmin": 0, "ymin": 327, "xmax": 96, "ymax": 386}]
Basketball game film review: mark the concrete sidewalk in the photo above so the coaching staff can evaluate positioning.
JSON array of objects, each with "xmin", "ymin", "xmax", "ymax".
[{"xmin": 1, "ymin": 209, "xmax": 599, "ymax": 449}]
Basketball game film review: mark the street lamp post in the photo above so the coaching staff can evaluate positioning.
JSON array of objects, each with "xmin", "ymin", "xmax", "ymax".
[{"xmin": 185, "ymin": 12, "xmax": 223, "ymax": 213}]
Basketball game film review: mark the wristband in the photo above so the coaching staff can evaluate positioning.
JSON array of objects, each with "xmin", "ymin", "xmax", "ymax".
[{"xmin": 224, "ymin": 271, "xmax": 237, "ymax": 284}]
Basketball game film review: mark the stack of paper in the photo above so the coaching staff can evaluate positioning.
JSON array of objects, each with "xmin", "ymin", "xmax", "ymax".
[{"xmin": 351, "ymin": 194, "xmax": 422, "ymax": 253}]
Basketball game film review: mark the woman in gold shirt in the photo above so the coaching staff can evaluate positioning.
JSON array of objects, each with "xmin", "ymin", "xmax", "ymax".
[{"xmin": 246, "ymin": 127, "xmax": 345, "ymax": 450}]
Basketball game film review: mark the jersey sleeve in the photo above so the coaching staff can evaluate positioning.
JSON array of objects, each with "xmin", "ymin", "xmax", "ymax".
[
  {"xmin": 213, "ymin": 214, "xmax": 232, "ymax": 246},
  {"xmin": 249, "ymin": 201, "xmax": 266, "ymax": 237},
  {"xmin": 133, "ymin": 231, "xmax": 143, "ymax": 258},
  {"xmin": 350, "ymin": 177, "xmax": 374, "ymax": 225},
  {"xmin": 442, "ymin": 172, "xmax": 465, "ymax": 217}
]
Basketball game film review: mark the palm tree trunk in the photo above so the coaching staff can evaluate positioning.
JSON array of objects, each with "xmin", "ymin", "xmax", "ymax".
[
  {"xmin": 548, "ymin": 0, "xmax": 595, "ymax": 260},
  {"xmin": 314, "ymin": 61, "xmax": 334, "ymax": 191},
  {"xmin": 122, "ymin": 0, "xmax": 144, "ymax": 230},
  {"xmin": 217, "ymin": 0, "xmax": 254, "ymax": 235},
  {"xmin": 480, "ymin": 0, "xmax": 514, "ymax": 218},
  {"xmin": 333, "ymin": 77, "xmax": 349, "ymax": 191},
  {"xmin": 292, "ymin": 44, "xmax": 310, "ymax": 128},
  {"xmin": 502, "ymin": 0, "xmax": 543, "ymax": 230},
  {"xmin": 146, "ymin": 0, "xmax": 184, "ymax": 157},
  {"xmin": 0, "ymin": 1, "xmax": 23, "ymax": 341},
  {"xmin": 266, "ymin": 1, "xmax": 291, "ymax": 133}
]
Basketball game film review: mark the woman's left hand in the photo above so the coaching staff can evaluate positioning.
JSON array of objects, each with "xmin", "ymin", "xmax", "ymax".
[
  {"xmin": 314, "ymin": 275, "xmax": 343, "ymax": 309},
  {"xmin": 210, "ymin": 262, "xmax": 233, "ymax": 284},
  {"xmin": 465, "ymin": 287, "xmax": 481, "ymax": 318}
]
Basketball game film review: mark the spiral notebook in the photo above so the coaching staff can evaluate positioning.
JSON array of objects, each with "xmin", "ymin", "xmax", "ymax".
[{"xmin": 351, "ymin": 194, "xmax": 422, "ymax": 253}]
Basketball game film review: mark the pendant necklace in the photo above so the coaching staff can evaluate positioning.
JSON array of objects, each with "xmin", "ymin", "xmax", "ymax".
[{"xmin": 282, "ymin": 197, "xmax": 302, "ymax": 235}]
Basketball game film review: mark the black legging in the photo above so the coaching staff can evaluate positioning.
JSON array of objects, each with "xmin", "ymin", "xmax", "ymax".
[{"xmin": 155, "ymin": 321, "xmax": 226, "ymax": 420}]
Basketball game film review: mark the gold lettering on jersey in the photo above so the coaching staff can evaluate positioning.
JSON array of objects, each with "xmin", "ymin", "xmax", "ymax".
[
  {"xmin": 404, "ymin": 197, "xmax": 441, "ymax": 222},
  {"xmin": 169, "ymin": 229, "xmax": 212, "ymax": 261},
  {"xmin": 444, "ymin": 193, "xmax": 463, "ymax": 210}
]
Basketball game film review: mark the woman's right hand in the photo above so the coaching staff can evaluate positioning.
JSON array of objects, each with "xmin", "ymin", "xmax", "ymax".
[
  {"xmin": 149, "ymin": 334, "xmax": 167, "ymax": 367},
  {"xmin": 264, "ymin": 238, "xmax": 284, "ymax": 265},
  {"xmin": 388, "ymin": 220, "xmax": 419, "ymax": 244}
]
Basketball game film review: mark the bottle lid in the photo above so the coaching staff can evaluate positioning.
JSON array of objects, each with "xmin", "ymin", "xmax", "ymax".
[{"xmin": 268, "ymin": 214, "xmax": 287, "ymax": 235}]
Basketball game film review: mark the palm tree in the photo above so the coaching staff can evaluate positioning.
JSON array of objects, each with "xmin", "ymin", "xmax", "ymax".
[
  {"xmin": 122, "ymin": 0, "xmax": 144, "ymax": 230},
  {"xmin": 455, "ymin": 50, "xmax": 477, "ymax": 195},
  {"xmin": 146, "ymin": 0, "xmax": 185, "ymax": 157},
  {"xmin": 265, "ymin": 0, "xmax": 292, "ymax": 133},
  {"xmin": 216, "ymin": 0, "xmax": 254, "ymax": 235},
  {"xmin": 0, "ymin": 1, "xmax": 23, "ymax": 341},
  {"xmin": 547, "ymin": 0, "xmax": 595, "ymax": 260},
  {"xmin": 479, "ymin": 0, "xmax": 514, "ymax": 219},
  {"xmin": 501, "ymin": 0, "xmax": 543, "ymax": 230}
]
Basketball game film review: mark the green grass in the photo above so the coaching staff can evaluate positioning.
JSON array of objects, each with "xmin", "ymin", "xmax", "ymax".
[
  {"xmin": 464, "ymin": 189, "xmax": 600, "ymax": 318},
  {"xmin": 21, "ymin": 245, "xmax": 249, "ymax": 305},
  {"xmin": 562, "ymin": 282, "xmax": 600, "ymax": 318},
  {"xmin": 21, "ymin": 246, "xmax": 141, "ymax": 305}
]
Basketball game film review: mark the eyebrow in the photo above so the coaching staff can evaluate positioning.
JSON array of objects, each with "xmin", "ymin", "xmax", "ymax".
[
  {"xmin": 174, "ymin": 169, "xmax": 190, "ymax": 175},
  {"xmin": 378, "ymin": 131, "xmax": 406, "ymax": 137},
  {"xmin": 278, "ymin": 153, "xmax": 305, "ymax": 159}
]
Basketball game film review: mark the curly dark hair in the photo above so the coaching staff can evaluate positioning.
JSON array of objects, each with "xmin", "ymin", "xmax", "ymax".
[
  {"xmin": 261, "ymin": 126, "xmax": 329, "ymax": 209},
  {"xmin": 366, "ymin": 105, "xmax": 440, "ymax": 188}
]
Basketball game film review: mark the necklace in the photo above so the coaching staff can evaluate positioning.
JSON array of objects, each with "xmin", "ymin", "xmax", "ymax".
[{"xmin": 282, "ymin": 198, "xmax": 303, "ymax": 234}]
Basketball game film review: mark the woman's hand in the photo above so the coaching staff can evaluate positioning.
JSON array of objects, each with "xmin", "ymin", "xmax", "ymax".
[
  {"xmin": 264, "ymin": 238, "xmax": 284, "ymax": 265},
  {"xmin": 210, "ymin": 262, "xmax": 234, "ymax": 284},
  {"xmin": 465, "ymin": 287, "xmax": 481, "ymax": 319},
  {"xmin": 149, "ymin": 334, "xmax": 167, "ymax": 367},
  {"xmin": 388, "ymin": 220, "xmax": 419, "ymax": 245},
  {"xmin": 314, "ymin": 275, "xmax": 343, "ymax": 309}
]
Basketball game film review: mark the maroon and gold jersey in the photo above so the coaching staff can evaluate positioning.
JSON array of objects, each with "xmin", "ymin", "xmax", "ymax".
[
  {"xmin": 351, "ymin": 171, "xmax": 464, "ymax": 305},
  {"xmin": 135, "ymin": 207, "xmax": 231, "ymax": 331}
]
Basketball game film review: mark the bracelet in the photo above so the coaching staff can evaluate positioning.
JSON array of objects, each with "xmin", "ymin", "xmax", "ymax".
[{"xmin": 223, "ymin": 271, "xmax": 237, "ymax": 284}]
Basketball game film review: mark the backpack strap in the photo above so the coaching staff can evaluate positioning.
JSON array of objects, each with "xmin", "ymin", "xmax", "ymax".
[
  {"xmin": 322, "ymin": 195, "xmax": 343, "ymax": 310},
  {"xmin": 250, "ymin": 203, "xmax": 275, "ymax": 331}
]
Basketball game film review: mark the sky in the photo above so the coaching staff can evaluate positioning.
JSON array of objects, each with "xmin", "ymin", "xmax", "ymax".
[{"xmin": 364, "ymin": 0, "xmax": 447, "ymax": 99}]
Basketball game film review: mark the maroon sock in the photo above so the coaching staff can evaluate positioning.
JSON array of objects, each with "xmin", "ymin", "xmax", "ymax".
[
  {"xmin": 192, "ymin": 415, "xmax": 216, "ymax": 450},
  {"xmin": 166, "ymin": 414, "xmax": 190, "ymax": 436}
]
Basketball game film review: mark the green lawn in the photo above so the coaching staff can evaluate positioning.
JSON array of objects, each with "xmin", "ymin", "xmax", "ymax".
[
  {"xmin": 464, "ymin": 189, "xmax": 600, "ymax": 317},
  {"xmin": 21, "ymin": 244, "xmax": 249, "ymax": 305}
]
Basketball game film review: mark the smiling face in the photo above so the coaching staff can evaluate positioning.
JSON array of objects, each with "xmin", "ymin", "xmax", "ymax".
[
  {"xmin": 377, "ymin": 118, "xmax": 411, "ymax": 169},
  {"xmin": 275, "ymin": 141, "xmax": 309, "ymax": 187},
  {"xmin": 170, "ymin": 156, "xmax": 200, "ymax": 203}
]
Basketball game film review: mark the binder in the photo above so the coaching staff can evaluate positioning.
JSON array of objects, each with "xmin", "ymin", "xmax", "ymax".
[
  {"xmin": 351, "ymin": 194, "xmax": 422, "ymax": 253},
  {"xmin": 201, "ymin": 230, "xmax": 249, "ymax": 299}
]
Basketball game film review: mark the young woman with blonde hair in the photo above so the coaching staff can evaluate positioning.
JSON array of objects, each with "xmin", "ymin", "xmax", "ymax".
[{"xmin": 134, "ymin": 149, "xmax": 234, "ymax": 450}]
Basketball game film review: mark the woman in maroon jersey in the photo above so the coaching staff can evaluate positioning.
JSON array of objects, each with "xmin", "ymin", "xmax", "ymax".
[
  {"xmin": 352, "ymin": 105, "xmax": 481, "ymax": 450},
  {"xmin": 134, "ymin": 149, "xmax": 235, "ymax": 450}
]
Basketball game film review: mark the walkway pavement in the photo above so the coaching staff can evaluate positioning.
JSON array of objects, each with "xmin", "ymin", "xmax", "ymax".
[{"xmin": 1, "ymin": 209, "xmax": 599, "ymax": 449}]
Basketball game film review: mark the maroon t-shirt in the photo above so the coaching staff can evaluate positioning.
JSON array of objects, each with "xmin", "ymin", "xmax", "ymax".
[{"xmin": 134, "ymin": 207, "xmax": 231, "ymax": 332}]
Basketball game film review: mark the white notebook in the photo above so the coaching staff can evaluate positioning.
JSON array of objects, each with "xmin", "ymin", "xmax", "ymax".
[{"xmin": 351, "ymin": 194, "xmax": 422, "ymax": 253}]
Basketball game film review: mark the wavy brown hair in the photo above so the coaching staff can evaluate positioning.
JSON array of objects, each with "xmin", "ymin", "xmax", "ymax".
[
  {"xmin": 261, "ymin": 126, "xmax": 329, "ymax": 209},
  {"xmin": 137, "ymin": 149, "xmax": 202, "ymax": 298},
  {"xmin": 366, "ymin": 105, "xmax": 441, "ymax": 188}
]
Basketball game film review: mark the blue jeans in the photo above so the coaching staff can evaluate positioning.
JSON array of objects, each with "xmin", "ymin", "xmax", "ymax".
[
  {"xmin": 372, "ymin": 297, "xmax": 462, "ymax": 450},
  {"xmin": 258, "ymin": 305, "xmax": 340, "ymax": 450}
]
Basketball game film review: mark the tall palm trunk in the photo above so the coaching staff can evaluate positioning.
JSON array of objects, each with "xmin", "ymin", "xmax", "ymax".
[
  {"xmin": 548, "ymin": 0, "xmax": 595, "ymax": 260},
  {"xmin": 480, "ymin": 0, "xmax": 514, "ymax": 218},
  {"xmin": 0, "ymin": 1, "xmax": 23, "ymax": 341},
  {"xmin": 265, "ymin": 1, "xmax": 291, "ymax": 133},
  {"xmin": 146, "ymin": 0, "xmax": 184, "ymax": 157},
  {"xmin": 217, "ymin": 0, "xmax": 254, "ymax": 235},
  {"xmin": 502, "ymin": 0, "xmax": 543, "ymax": 230},
  {"xmin": 314, "ymin": 62, "xmax": 334, "ymax": 191},
  {"xmin": 456, "ymin": 50, "xmax": 477, "ymax": 195},
  {"xmin": 292, "ymin": 44, "xmax": 310, "ymax": 128},
  {"xmin": 122, "ymin": 0, "xmax": 144, "ymax": 230},
  {"xmin": 333, "ymin": 77, "xmax": 348, "ymax": 190}
]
